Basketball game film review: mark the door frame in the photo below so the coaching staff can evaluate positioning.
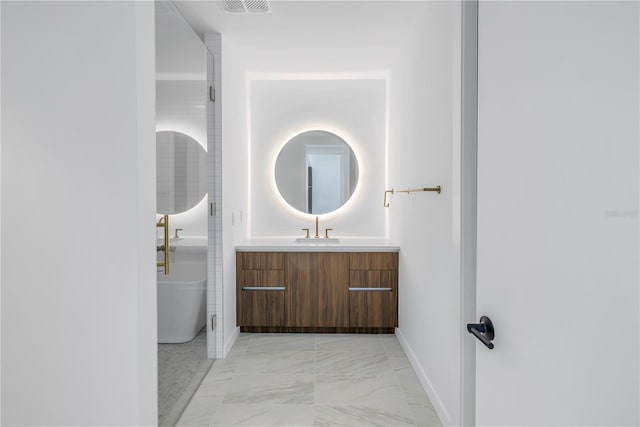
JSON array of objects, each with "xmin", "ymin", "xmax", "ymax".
[
  {"xmin": 460, "ymin": 0, "xmax": 478, "ymax": 425},
  {"xmin": 205, "ymin": 33, "xmax": 223, "ymax": 359}
]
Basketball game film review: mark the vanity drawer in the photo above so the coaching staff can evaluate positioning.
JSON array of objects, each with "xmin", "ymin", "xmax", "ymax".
[
  {"xmin": 350, "ymin": 252, "xmax": 398, "ymax": 271},
  {"xmin": 240, "ymin": 270, "xmax": 285, "ymax": 288},
  {"xmin": 240, "ymin": 289, "xmax": 285, "ymax": 327},
  {"xmin": 238, "ymin": 252, "xmax": 285, "ymax": 270},
  {"xmin": 349, "ymin": 270, "xmax": 395, "ymax": 288},
  {"xmin": 349, "ymin": 290, "xmax": 396, "ymax": 328}
]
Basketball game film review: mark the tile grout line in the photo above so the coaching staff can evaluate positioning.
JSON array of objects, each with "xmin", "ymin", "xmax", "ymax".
[
  {"xmin": 313, "ymin": 334, "xmax": 318, "ymax": 415},
  {"xmin": 181, "ymin": 333, "xmax": 438, "ymax": 426},
  {"xmin": 380, "ymin": 335, "xmax": 413, "ymax": 426}
]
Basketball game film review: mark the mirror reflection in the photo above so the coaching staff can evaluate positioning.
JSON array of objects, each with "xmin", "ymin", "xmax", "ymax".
[
  {"xmin": 156, "ymin": 131, "xmax": 207, "ymax": 214},
  {"xmin": 275, "ymin": 130, "xmax": 359, "ymax": 215}
]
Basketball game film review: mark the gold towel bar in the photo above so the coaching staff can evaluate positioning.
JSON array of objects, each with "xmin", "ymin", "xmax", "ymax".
[
  {"xmin": 157, "ymin": 214, "xmax": 170, "ymax": 275},
  {"xmin": 384, "ymin": 186, "xmax": 441, "ymax": 207}
]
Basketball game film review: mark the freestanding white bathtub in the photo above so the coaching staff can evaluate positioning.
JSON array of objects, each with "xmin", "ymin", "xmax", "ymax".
[{"xmin": 157, "ymin": 258, "xmax": 206, "ymax": 344}]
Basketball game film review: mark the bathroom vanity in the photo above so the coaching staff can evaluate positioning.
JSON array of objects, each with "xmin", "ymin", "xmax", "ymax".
[{"xmin": 236, "ymin": 241, "xmax": 399, "ymax": 333}]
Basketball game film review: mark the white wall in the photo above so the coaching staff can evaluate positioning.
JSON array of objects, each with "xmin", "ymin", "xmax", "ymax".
[
  {"xmin": 250, "ymin": 78, "xmax": 386, "ymax": 237},
  {"xmin": 218, "ymin": 36, "xmax": 247, "ymax": 354},
  {"xmin": 0, "ymin": 3, "xmax": 3, "ymax": 421},
  {"xmin": 389, "ymin": 2, "xmax": 462, "ymax": 425},
  {"xmin": 155, "ymin": 1, "xmax": 205, "ymax": 81},
  {"xmin": 1, "ymin": 2, "xmax": 157, "ymax": 424}
]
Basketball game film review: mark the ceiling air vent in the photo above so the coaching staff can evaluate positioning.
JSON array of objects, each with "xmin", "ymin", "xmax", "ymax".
[{"xmin": 220, "ymin": 0, "xmax": 271, "ymax": 14}]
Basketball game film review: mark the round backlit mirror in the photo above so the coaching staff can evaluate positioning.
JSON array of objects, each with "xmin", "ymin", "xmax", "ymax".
[
  {"xmin": 156, "ymin": 131, "xmax": 207, "ymax": 214},
  {"xmin": 274, "ymin": 130, "xmax": 359, "ymax": 215}
]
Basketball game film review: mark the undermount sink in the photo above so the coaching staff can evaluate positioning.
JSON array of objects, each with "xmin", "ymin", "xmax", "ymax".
[{"xmin": 295, "ymin": 237, "xmax": 340, "ymax": 244}]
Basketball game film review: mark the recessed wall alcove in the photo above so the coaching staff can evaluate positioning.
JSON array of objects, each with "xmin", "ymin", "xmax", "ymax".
[{"xmin": 249, "ymin": 77, "xmax": 387, "ymax": 238}]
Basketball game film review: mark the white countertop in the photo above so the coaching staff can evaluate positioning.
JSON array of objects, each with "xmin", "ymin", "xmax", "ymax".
[{"xmin": 236, "ymin": 237, "xmax": 400, "ymax": 252}]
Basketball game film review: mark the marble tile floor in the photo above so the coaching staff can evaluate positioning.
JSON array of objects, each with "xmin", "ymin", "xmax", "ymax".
[
  {"xmin": 159, "ymin": 330, "xmax": 214, "ymax": 427},
  {"xmin": 177, "ymin": 333, "xmax": 442, "ymax": 427}
]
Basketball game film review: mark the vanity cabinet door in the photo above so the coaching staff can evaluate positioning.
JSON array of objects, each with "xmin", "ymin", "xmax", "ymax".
[
  {"xmin": 349, "ymin": 253, "xmax": 398, "ymax": 328},
  {"xmin": 237, "ymin": 252, "xmax": 286, "ymax": 327},
  {"xmin": 286, "ymin": 252, "xmax": 349, "ymax": 328},
  {"xmin": 349, "ymin": 291, "xmax": 395, "ymax": 327}
]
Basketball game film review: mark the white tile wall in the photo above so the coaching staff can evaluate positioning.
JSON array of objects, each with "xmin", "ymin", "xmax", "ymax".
[{"xmin": 205, "ymin": 34, "xmax": 223, "ymax": 359}]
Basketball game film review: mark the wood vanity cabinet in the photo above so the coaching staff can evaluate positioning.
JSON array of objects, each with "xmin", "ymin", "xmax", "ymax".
[
  {"xmin": 236, "ymin": 252, "xmax": 286, "ymax": 327},
  {"xmin": 236, "ymin": 251, "xmax": 398, "ymax": 333}
]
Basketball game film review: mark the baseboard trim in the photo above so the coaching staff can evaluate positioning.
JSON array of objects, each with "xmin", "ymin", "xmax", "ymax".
[
  {"xmin": 223, "ymin": 326, "xmax": 240, "ymax": 358},
  {"xmin": 395, "ymin": 327, "xmax": 452, "ymax": 425},
  {"xmin": 239, "ymin": 326, "xmax": 394, "ymax": 334}
]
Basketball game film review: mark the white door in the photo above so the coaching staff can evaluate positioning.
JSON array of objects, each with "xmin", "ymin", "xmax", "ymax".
[{"xmin": 475, "ymin": 1, "xmax": 639, "ymax": 425}]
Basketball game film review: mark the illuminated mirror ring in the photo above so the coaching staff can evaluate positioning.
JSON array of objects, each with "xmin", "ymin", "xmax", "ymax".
[
  {"xmin": 274, "ymin": 130, "xmax": 359, "ymax": 215},
  {"xmin": 156, "ymin": 130, "xmax": 207, "ymax": 215}
]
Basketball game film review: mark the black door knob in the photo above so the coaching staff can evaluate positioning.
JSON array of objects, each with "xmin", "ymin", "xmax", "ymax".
[{"xmin": 467, "ymin": 315, "xmax": 495, "ymax": 349}]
